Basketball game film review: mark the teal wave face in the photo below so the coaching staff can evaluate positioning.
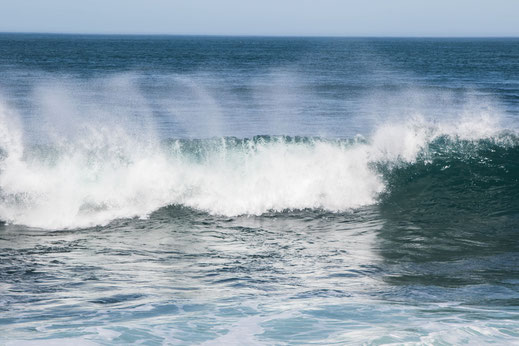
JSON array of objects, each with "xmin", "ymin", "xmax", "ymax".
[
  {"xmin": 381, "ymin": 134, "xmax": 519, "ymax": 217},
  {"xmin": 376, "ymin": 135, "xmax": 519, "ymax": 289}
]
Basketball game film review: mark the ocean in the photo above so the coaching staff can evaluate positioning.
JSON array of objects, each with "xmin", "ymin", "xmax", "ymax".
[{"xmin": 0, "ymin": 34, "xmax": 518, "ymax": 345}]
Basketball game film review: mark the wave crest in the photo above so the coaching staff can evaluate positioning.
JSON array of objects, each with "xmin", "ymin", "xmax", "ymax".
[{"xmin": 0, "ymin": 100, "xmax": 516, "ymax": 229}]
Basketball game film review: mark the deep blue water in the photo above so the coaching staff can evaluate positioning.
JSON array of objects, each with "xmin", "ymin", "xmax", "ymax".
[{"xmin": 0, "ymin": 34, "xmax": 518, "ymax": 344}]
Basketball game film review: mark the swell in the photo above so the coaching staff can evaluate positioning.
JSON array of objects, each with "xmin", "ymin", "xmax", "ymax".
[{"xmin": 375, "ymin": 136, "xmax": 519, "ymax": 286}]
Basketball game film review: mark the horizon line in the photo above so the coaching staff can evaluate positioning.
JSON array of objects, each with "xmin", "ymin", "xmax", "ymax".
[{"xmin": 1, "ymin": 31, "xmax": 518, "ymax": 39}]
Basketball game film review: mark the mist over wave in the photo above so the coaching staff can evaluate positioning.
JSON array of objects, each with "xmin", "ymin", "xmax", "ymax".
[{"xmin": 0, "ymin": 95, "xmax": 514, "ymax": 229}]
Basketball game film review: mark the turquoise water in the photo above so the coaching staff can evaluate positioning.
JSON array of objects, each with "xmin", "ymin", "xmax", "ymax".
[{"xmin": 0, "ymin": 35, "xmax": 518, "ymax": 344}]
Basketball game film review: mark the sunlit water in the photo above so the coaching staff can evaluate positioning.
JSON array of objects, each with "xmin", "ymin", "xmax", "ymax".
[{"xmin": 1, "ymin": 35, "xmax": 518, "ymax": 344}]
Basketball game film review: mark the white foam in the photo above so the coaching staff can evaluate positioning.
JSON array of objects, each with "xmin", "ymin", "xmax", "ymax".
[
  {"xmin": 200, "ymin": 316, "xmax": 264, "ymax": 346},
  {"xmin": 5, "ymin": 339, "xmax": 98, "ymax": 346}
]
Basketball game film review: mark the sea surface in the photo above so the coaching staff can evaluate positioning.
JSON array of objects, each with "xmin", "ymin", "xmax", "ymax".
[{"xmin": 0, "ymin": 34, "xmax": 518, "ymax": 345}]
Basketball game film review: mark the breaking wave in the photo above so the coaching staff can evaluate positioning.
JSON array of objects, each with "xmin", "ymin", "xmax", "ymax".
[{"xmin": 0, "ymin": 100, "xmax": 516, "ymax": 229}]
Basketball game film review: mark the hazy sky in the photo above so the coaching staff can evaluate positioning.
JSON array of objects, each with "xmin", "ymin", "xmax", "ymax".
[{"xmin": 1, "ymin": 0, "xmax": 518, "ymax": 36}]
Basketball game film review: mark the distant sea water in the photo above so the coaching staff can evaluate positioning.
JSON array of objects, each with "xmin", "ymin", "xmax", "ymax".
[{"xmin": 0, "ymin": 34, "xmax": 518, "ymax": 345}]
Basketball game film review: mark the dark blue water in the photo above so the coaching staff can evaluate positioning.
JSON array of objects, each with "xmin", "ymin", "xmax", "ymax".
[{"xmin": 0, "ymin": 34, "xmax": 518, "ymax": 344}]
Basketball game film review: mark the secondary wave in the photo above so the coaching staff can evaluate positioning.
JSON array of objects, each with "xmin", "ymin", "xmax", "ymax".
[{"xmin": 0, "ymin": 100, "xmax": 516, "ymax": 229}]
